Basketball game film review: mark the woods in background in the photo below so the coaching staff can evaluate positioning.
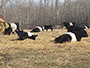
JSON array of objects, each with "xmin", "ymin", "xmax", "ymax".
[{"xmin": 0, "ymin": 0, "xmax": 90, "ymax": 29}]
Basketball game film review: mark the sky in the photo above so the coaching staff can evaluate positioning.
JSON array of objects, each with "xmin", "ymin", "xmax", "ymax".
[
  {"xmin": 34, "ymin": 0, "xmax": 65, "ymax": 3},
  {"xmin": 5, "ymin": 0, "xmax": 65, "ymax": 7},
  {"xmin": 33, "ymin": 0, "xmax": 65, "ymax": 5}
]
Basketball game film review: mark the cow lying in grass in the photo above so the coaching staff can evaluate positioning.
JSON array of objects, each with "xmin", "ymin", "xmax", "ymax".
[
  {"xmin": 55, "ymin": 22, "xmax": 88, "ymax": 43},
  {"xmin": 16, "ymin": 30, "xmax": 38, "ymax": 40},
  {"xmin": 44, "ymin": 25, "xmax": 53, "ymax": 31},
  {"xmin": 31, "ymin": 26, "xmax": 44, "ymax": 32},
  {"xmin": 55, "ymin": 30, "xmax": 88, "ymax": 43},
  {"xmin": 4, "ymin": 22, "xmax": 19, "ymax": 35}
]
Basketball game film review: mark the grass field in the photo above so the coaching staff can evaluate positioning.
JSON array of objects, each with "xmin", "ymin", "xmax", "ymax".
[{"xmin": 0, "ymin": 29, "xmax": 90, "ymax": 68}]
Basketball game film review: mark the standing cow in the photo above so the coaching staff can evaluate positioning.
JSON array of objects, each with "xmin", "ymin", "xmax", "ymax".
[{"xmin": 44, "ymin": 25, "xmax": 53, "ymax": 31}]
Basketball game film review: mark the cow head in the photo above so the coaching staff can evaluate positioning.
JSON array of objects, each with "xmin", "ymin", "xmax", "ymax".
[{"xmin": 63, "ymin": 22, "xmax": 75, "ymax": 29}]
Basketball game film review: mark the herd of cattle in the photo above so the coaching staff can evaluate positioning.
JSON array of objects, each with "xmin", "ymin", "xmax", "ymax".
[{"xmin": 3, "ymin": 22, "xmax": 89, "ymax": 43}]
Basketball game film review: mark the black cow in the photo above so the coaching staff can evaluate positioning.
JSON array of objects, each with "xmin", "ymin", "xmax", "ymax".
[
  {"xmin": 16, "ymin": 30, "xmax": 38, "ymax": 40},
  {"xmin": 75, "ymin": 23, "xmax": 89, "ymax": 29},
  {"xmin": 4, "ymin": 22, "xmax": 19, "ymax": 35},
  {"xmin": 55, "ymin": 30, "xmax": 88, "ymax": 43},
  {"xmin": 67, "ymin": 25, "xmax": 84, "ymax": 32},
  {"xmin": 31, "ymin": 26, "xmax": 44, "ymax": 32},
  {"xmin": 44, "ymin": 25, "xmax": 53, "ymax": 31},
  {"xmin": 63, "ymin": 22, "xmax": 89, "ymax": 32},
  {"xmin": 63, "ymin": 22, "xmax": 75, "ymax": 29}
]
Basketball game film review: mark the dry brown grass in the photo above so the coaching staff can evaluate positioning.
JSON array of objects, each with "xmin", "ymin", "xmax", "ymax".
[{"xmin": 0, "ymin": 29, "xmax": 90, "ymax": 68}]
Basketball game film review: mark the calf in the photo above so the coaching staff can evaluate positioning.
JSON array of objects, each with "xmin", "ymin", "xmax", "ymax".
[
  {"xmin": 31, "ymin": 26, "xmax": 44, "ymax": 32},
  {"xmin": 4, "ymin": 22, "xmax": 19, "ymax": 35},
  {"xmin": 44, "ymin": 25, "xmax": 53, "ymax": 31},
  {"xmin": 55, "ymin": 30, "xmax": 88, "ymax": 43},
  {"xmin": 16, "ymin": 30, "xmax": 38, "ymax": 40}
]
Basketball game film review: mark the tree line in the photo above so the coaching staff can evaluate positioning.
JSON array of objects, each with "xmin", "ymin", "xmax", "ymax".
[{"xmin": 0, "ymin": 0, "xmax": 90, "ymax": 29}]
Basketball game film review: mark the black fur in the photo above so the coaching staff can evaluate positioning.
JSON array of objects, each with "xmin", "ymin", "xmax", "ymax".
[
  {"xmin": 55, "ymin": 34, "xmax": 72, "ymax": 43},
  {"xmin": 63, "ymin": 22, "xmax": 89, "ymax": 32},
  {"xmin": 55, "ymin": 30, "xmax": 88, "ymax": 43},
  {"xmin": 31, "ymin": 28, "xmax": 41, "ymax": 32},
  {"xmin": 16, "ymin": 30, "xmax": 38, "ymax": 40},
  {"xmin": 63, "ymin": 22, "xmax": 75, "ymax": 29},
  {"xmin": 4, "ymin": 23, "xmax": 12, "ymax": 35},
  {"xmin": 44, "ymin": 25, "xmax": 53, "ymax": 31},
  {"xmin": 72, "ymin": 30, "xmax": 88, "ymax": 41}
]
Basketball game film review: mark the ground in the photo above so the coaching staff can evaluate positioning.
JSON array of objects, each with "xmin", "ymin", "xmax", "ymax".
[{"xmin": 0, "ymin": 29, "xmax": 90, "ymax": 68}]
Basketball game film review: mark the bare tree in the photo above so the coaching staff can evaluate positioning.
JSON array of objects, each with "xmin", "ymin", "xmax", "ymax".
[
  {"xmin": 0, "ymin": 0, "xmax": 9, "ymax": 18},
  {"xmin": 1, "ymin": 0, "xmax": 90, "ymax": 29}
]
